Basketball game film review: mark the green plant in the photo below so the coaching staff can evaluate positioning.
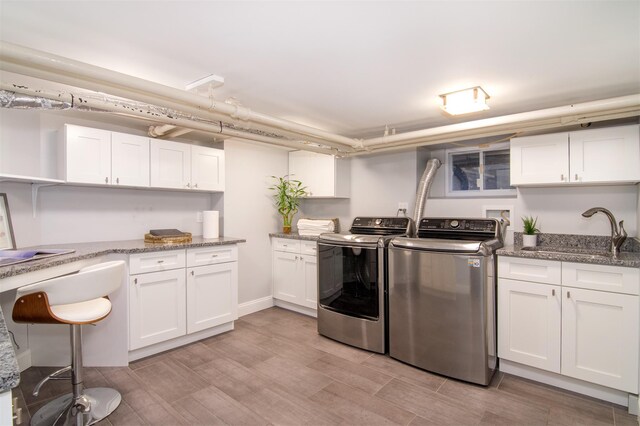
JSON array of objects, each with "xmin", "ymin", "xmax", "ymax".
[
  {"xmin": 522, "ymin": 216, "xmax": 540, "ymax": 235},
  {"xmin": 269, "ymin": 175, "xmax": 307, "ymax": 228}
]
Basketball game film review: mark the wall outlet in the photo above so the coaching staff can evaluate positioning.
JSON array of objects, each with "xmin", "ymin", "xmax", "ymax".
[
  {"xmin": 196, "ymin": 211, "xmax": 203, "ymax": 223},
  {"xmin": 398, "ymin": 202, "xmax": 409, "ymax": 210}
]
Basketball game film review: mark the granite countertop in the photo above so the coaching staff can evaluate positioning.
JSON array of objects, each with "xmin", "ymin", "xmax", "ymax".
[
  {"xmin": 0, "ymin": 236, "xmax": 246, "ymax": 280},
  {"xmin": 497, "ymin": 233, "xmax": 640, "ymax": 268},
  {"xmin": 0, "ymin": 308, "xmax": 19, "ymax": 392},
  {"xmin": 270, "ymin": 232, "xmax": 321, "ymax": 241}
]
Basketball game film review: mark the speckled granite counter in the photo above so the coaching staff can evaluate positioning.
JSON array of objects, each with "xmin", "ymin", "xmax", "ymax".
[
  {"xmin": 270, "ymin": 232, "xmax": 321, "ymax": 241},
  {"xmin": 0, "ymin": 236, "xmax": 246, "ymax": 280},
  {"xmin": 497, "ymin": 233, "xmax": 640, "ymax": 268},
  {"xmin": 0, "ymin": 308, "xmax": 19, "ymax": 392}
]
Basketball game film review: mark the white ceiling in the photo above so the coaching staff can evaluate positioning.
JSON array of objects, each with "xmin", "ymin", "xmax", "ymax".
[{"xmin": 1, "ymin": 1, "xmax": 639, "ymax": 138}]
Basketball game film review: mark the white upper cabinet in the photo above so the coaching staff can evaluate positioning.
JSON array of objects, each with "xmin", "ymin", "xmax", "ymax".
[
  {"xmin": 111, "ymin": 132, "xmax": 150, "ymax": 187},
  {"xmin": 63, "ymin": 125, "xmax": 150, "ymax": 187},
  {"xmin": 510, "ymin": 124, "xmax": 640, "ymax": 186},
  {"xmin": 150, "ymin": 139, "xmax": 191, "ymax": 189},
  {"xmin": 510, "ymin": 133, "xmax": 569, "ymax": 185},
  {"xmin": 288, "ymin": 151, "xmax": 349, "ymax": 198},
  {"xmin": 569, "ymin": 125, "xmax": 640, "ymax": 183},
  {"xmin": 191, "ymin": 145, "xmax": 225, "ymax": 191},
  {"xmin": 64, "ymin": 125, "xmax": 112, "ymax": 184},
  {"xmin": 150, "ymin": 140, "xmax": 224, "ymax": 191}
]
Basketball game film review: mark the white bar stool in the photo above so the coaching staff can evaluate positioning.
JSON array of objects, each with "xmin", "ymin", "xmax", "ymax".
[{"xmin": 12, "ymin": 260, "xmax": 125, "ymax": 426}]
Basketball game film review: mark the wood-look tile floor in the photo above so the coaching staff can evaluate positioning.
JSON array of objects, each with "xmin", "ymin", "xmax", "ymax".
[{"xmin": 16, "ymin": 307, "xmax": 639, "ymax": 425}]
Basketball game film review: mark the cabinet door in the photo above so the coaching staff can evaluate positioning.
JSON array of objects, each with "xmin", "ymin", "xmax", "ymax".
[
  {"xmin": 569, "ymin": 125, "xmax": 640, "ymax": 183},
  {"xmin": 289, "ymin": 151, "xmax": 336, "ymax": 197},
  {"xmin": 186, "ymin": 262, "xmax": 238, "ymax": 334},
  {"xmin": 273, "ymin": 251, "xmax": 301, "ymax": 304},
  {"xmin": 191, "ymin": 146, "xmax": 225, "ymax": 191},
  {"xmin": 129, "ymin": 269, "xmax": 186, "ymax": 350},
  {"xmin": 510, "ymin": 133, "xmax": 569, "ymax": 185},
  {"xmin": 65, "ymin": 125, "xmax": 111, "ymax": 184},
  {"xmin": 111, "ymin": 132, "xmax": 150, "ymax": 187},
  {"xmin": 301, "ymin": 254, "xmax": 318, "ymax": 309},
  {"xmin": 150, "ymin": 139, "xmax": 191, "ymax": 189},
  {"xmin": 497, "ymin": 278, "xmax": 561, "ymax": 373},
  {"xmin": 561, "ymin": 287, "xmax": 639, "ymax": 393}
]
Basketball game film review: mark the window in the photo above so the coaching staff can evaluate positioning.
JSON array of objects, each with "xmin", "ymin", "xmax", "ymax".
[{"xmin": 446, "ymin": 144, "xmax": 515, "ymax": 197}]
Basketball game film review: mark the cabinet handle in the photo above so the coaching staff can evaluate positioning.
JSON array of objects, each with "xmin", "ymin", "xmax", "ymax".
[
  {"xmin": 567, "ymin": 291, "xmax": 571, "ymax": 298},
  {"xmin": 186, "ymin": 183, "xmax": 191, "ymax": 188},
  {"xmin": 211, "ymin": 254, "xmax": 218, "ymax": 257},
  {"xmin": 295, "ymin": 256, "xmax": 299, "ymax": 260},
  {"xmin": 282, "ymin": 244, "xmax": 288, "ymax": 247},
  {"xmin": 560, "ymin": 174, "xmax": 564, "ymax": 182},
  {"xmin": 575, "ymin": 173, "xmax": 579, "ymax": 181},
  {"xmin": 134, "ymin": 278, "xmax": 138, "ymax": 285},
  {"xmin": 194, "ymin": 183, "xmax": 198, "ymax": 188},
  {"xmin": 105, "ymin": 177, "xmax": 109, "ymax": 184},
  {"xmin": 191, "ymin": 270, "xmax": 194, "ymax": 276},
  {"xmin": 116, "ymin": 177, "xmax": 120, "ymax": 184},
  {"xmin": 552, "ymin": 289, "xmax": 555, "ymax": 296},
  {"xmin": 157, "ymin": 260, "xmax": 164, "ymax": 264}
]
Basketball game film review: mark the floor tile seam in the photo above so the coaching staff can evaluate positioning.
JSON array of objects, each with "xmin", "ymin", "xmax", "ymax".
[
  {"xmin": 319, "ymin": 378, "xmax": 419, "ymax": 424},
  {"xmin": 373, "ymin": 378, "xmax": 432, "ymax": 420},
  {"xmin": 246, "ymin": 358, "xmax": 336, "ymax": 395},
  {"xmin": 310, "ymin": 353, "xmax": 396, "ymax": 385},
  {"xmin": 171, "ymin": 393, "xmax": 230, "ymax": 426},
  {"xmin": 393, "ymin": 373, "xmax": 445, "ymax": 394},
  {"xmin": 110, "ymin": 400, "xmax": 147, "ymax": 425}
]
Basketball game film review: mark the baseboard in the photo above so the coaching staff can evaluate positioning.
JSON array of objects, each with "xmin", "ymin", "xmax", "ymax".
[
  {"xmin": 274, "ymin": 299, "xmax": 317, "ymax": 318},
  {"xmin": 499, "ymin": 359, "xmax": 630, "ymax": 407},
  {"xmin": 16, "ymin": 349, "xmax": 32, "ymax": 372},
  {"xmin": 128, "ymin": 322, "xmax": 234, "ymax": 362},
  {"xmin": 238, "ymin": 296, "xmax": 274, "ymax": 317}
]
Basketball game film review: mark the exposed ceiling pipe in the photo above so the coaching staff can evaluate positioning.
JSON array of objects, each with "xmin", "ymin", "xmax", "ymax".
[
  {"xmin": 363, "ymin": 94, "xmax": 640, "ymax": 148},
  {"xmin": 0, "ymin": 85, "xmax": 338, "ymax": 155},
  {"xmin": 0, "ymin": 41, "xmax": 362, "ymax": 149}
]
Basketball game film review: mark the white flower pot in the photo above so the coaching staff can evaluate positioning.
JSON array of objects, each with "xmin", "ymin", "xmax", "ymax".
[{"xmin": 522, "ymin": 234, "xmax": 538, "ymax": 247}]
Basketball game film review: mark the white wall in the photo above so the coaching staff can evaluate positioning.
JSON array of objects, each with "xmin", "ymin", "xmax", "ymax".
[
  {"xmin": 301, "ymin": 148, "xmax": 638, "ymax": 242},
  {"xmin": 0, "ymin": 109, "xmax": 221, "ymax": 247},
  {"xmin": 300, "ymin": 150, "xmax": 419, "ymax": 230},
  {"xmin": 224, "ymin": 139, "xmax": 289, "ymax": 304}
]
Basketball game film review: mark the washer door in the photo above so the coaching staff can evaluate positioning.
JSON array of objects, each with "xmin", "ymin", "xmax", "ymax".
[{"xmin": 317, "ymin": 242, "xmax": 379, "ymax": 320}]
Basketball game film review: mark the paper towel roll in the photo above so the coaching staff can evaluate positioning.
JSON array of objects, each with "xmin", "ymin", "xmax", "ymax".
[{"xmin": 203, "ymin": 210, "xmax": 219, "ymax": 239}]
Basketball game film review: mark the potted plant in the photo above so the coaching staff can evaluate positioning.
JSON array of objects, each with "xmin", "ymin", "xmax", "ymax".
[
  {"xmin": 522, "ymin": 215, "xmax": 540, "ymax": 247},
  {"xmin": 270, "ymin": 175, "xmax": 307, "ymax": 234}
]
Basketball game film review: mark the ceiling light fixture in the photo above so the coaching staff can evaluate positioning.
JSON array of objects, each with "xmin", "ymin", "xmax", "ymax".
[{"xmin": 439, "ymin": 86, "xmax": 490, "ymax": 115}]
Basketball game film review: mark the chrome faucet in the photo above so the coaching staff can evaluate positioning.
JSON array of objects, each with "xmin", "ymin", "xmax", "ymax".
[{"xmin": 581, "ymin": 207, "xmax": 627, "ymax": 257}]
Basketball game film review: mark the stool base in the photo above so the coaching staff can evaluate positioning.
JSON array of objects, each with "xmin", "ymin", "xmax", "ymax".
[{"xmin": 31, "ymin": 387, "xmax": 122, "ymax": 426}]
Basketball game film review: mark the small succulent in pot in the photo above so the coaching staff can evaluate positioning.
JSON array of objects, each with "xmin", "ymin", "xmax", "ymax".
[
  {"xmin": 269, "ymin": 175, "xmax": 307, "ymax": 234},
  {"xmin": 521, "ymin": 215, "xmax": 540, "ymax": 247}
]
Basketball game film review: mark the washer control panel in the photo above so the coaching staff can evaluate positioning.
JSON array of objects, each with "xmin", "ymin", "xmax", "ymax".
[
  {"xmin": 418, "ymin": 218, "xmax": 499, "ymax": 239},
  {"xmin": 350, "ymin": 217, "xmax": 414, "ymax": 236}
]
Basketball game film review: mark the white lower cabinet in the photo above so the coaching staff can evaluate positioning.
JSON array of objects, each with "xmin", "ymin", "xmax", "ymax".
[
  {"xmin": 562, "ymin": 287, "xmax": 639, "ymax": 393},
  {"xmin": 129, "ymin": 246, "xmax": 238, "ymax": 351},
  {"xmin": 272, "ymin": 238, "xmax": 318, "ymax": 310},
  {"xmin": 187, "ymin": 262, "xmax": 238, "ymax": 334},
  {"xmin": 498, "ymin": 256, "xmax": 639, "ymax": 395},
  {"xmin": 129, "ymin": 269, "xmax": 187, "ymax": 350},
  {"xmin": 498, "ymin": 278, "xmax": 561, "ymax": 373}
]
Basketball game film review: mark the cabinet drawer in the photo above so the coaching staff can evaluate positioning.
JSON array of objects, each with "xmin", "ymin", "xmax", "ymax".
[
  {"xmin": 300, "ymin": 241, "xmax": 318, "ymax": 256},
  {"xmin": 187, "ymin": 246, "xmax": 238, "ymax": 267},
  {"xmin": 498, "ymin": 256, "xmax": 561, "ymax": 284},
  {"xmin": 562, "ymin": 262, "xmax": 639, "ymax": 295},
  {"xmin": 129, "ymin": 250, "xmax": 186, "ymax": 274},
  {"xmin": 273, "ymin": 238, "xmax": 301, "ymax": 253}
]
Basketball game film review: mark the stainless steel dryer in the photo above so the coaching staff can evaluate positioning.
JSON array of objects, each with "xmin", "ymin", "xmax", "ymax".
[
  {"xmin": 317, "ymin": 217, "xmax": 414, "ymax": 353},
  {"xmin": 388, "ymin": 217, "xmax": 503, "ymax": 385}
]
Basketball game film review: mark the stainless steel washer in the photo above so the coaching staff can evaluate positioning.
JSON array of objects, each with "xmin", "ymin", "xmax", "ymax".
[
  {"xmin": 317, "ymin": 217, "xmax": 413, "ymax": 353},
  {"xmin": 388, "ymin": 217, "xmax": 503, "ymax": 385}
]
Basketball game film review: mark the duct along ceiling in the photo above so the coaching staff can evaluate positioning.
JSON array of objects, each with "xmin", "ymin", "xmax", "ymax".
[{"xmin": 1, "ymin": 1, "xmax": 639, "ymax": 155}]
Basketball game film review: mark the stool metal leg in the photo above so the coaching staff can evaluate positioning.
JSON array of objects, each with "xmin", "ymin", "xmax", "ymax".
[{"xmin": 30, "ymin": 325, "xmax": 122, "ymax": 426}]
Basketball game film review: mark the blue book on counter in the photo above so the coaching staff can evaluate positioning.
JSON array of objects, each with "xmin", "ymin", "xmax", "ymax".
[{"xmin": 0, "ymin": 249, "xmax": 75, "ymax": 266}]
